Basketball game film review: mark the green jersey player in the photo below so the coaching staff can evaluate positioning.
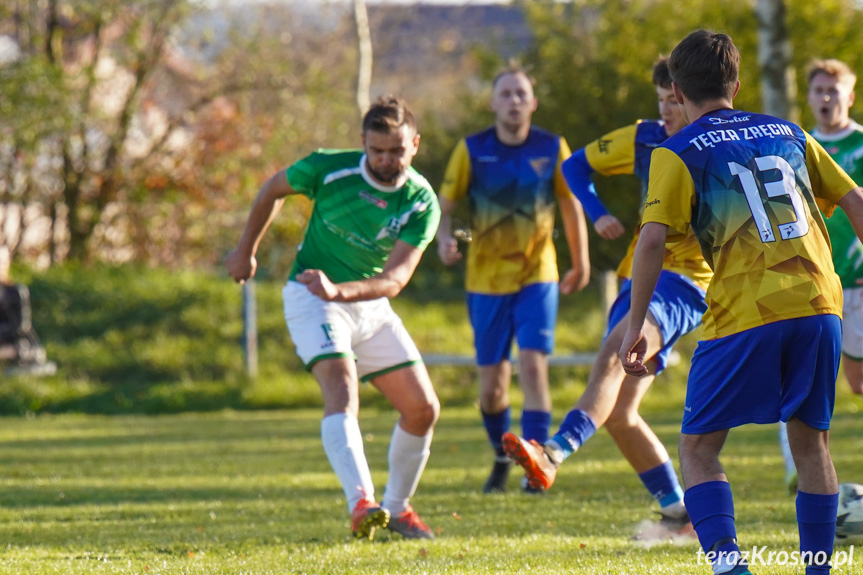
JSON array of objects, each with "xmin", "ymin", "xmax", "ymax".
[
  {"xmin": 808, "ymin": 58, "xmax": 863, "ymax": 397},
  {"xmin": 779, "ymin": 58, "xmax": 863, "ymax": 496},
  {"xmin": 225, "ymin": 96, "xmax": 441, "ymax": 541}
]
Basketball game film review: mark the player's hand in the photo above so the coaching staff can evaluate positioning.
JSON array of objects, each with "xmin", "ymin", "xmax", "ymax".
[
  {"xmin": 224, "ymin": 249, "xmax": 256, "ymax": 284},
  {"xmin": 594, "ymin": 215, "xmax": 625, "ymax": 240},
  {"xmin": 619, "ymin": 327, "xmax": 649, "ymax": 377},
  {"xmin": 560, "ymin": 267, "xmax": 590, "ymax": 295},
  {"xmin": 856, "ymin": 277, "xmax": 863, "ymax": 286},
  {"xmin": 437, "ymin": 236, "xmax": 462, "ymax": 266},
  {"xmin": 297, "ymin": 269, "xmax": 340, "ymax": 301}
]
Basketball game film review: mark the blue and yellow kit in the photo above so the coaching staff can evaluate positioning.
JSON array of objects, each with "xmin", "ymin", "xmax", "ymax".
[
  {"xmin": 439, "ymin": 126, "xmax": 572, "ymax": 294},
  {"xmin": 644, "ymin": 109, "xmax": 856, "ymax": 340},
  {"xmin": 575, "ymin": 120, "xmax": 712, "ymax": 290}
]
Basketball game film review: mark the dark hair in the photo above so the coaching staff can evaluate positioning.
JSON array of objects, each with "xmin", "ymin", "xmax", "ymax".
[
  {"xmin": 652, "ymin": 56, "xmax": 672, "ymax": 89},
  {"xmin": 668, "ymin": 29, "xmax": 739, "ymax": 104},
  {"xmin": 362, "ymin": 95, "xmax": 417, "ymax": 135}
]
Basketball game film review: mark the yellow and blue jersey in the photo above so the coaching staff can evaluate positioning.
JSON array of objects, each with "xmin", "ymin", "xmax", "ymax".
[
  {"xmin": 575, "ymin": 121, "xmax": 712, "ymax": 290},
  {"xmin": 643, "ymin": 109, "xmax": 856, "ymax": 340},
  {"xmin": 439, "ymin": 126, "xmax": 572, "ymax": 294}
]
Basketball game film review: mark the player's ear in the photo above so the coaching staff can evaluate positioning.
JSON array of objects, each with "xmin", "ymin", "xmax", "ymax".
[
  {"xmin": 850, "ymin": 90, "xmax": 856, "ymax": 107},
  {"xmin": 412, "ymin": 132, "xmax": 421, "ymax": 155},
  {"xmin": 672, "ymin": 82, "xmax": 685, "ymax": 105},
  {"xmin": 731, "ymin": 80, "xmax": 741, "ymax": 99}
]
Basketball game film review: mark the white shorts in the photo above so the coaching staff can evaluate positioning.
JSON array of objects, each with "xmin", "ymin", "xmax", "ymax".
[
  {"xmin": 842, "ymin": 287, "xmax": 863, "ymax": 360},
  {"xmin": 282, "ymin": 281, "xmax": 423, "ymax": 381}
]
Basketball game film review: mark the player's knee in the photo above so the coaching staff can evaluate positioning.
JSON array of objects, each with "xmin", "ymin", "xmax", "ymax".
[
  {"xmin": 479, "ymin": 385, "xmax": 507, "ymax": 409},
  {"xmin": 848, "ymin": 377, "xmax": 863, "ymax": 396},
  {"xmin": 677, "ymin": 434, "xmax": 700, "ymax": 462},
  {"xmin": 402, "ymin": 397, "xmax": 439, "ymax": 432},
  {"xmin": 604, "ymin": 409, "xmax": 639, "ymax": 434}
]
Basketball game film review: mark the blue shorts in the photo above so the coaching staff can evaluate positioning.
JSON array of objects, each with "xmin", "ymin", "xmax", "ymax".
[
  {"xmin": 606, "ymin": 270, "xmax": 706, "ymax": 374},
  {"xmin": 681, "ymin": 314, "xmax": 841, "ymax": 435},
  {"xmin": 467, "ymin": 282, "xmax": 558, "ymax": 366}
]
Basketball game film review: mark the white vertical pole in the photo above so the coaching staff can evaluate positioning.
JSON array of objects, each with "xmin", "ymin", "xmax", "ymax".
[
  {"xmin": 242, "ymin": 280, "xmax": 258, "ymax": 379},
  {"xmin": 602, "ymin": 269, "xmax": 618, "ymax": 317}
]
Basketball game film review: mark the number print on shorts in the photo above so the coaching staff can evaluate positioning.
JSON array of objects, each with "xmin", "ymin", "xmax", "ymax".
[{"xmin": 728, "ymin": 156, "xmax": 809, "ymax": 243}]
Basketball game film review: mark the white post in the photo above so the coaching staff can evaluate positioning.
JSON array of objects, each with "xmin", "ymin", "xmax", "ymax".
[
  {"xmin": 601, "ymin": 269, "xmax": 618, "ymax": 316},
  {"xmin": 242, "ymin": 280, "xmax": 258, "ymax": 379}
]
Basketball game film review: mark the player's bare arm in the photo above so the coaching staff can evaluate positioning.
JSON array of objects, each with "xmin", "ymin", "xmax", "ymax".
[
  {"xmin": 619, "ymin": 221, "xmax": 668, "ymax": 376},
  {"xmin": 224, "ymin": 170, "xmax": 295, "ymax": 283},
  {"xmin": 297, "ymin": 240, "xmax": 424, "ymax": 302},
  {"xmin": 838, "ymin": 186, "xmax": 863, "ymax": 242},
  {"xmin": 435, "ymin": 196, "xmax": 462, "ymax": 265},
  {"xmin": 558, "ymin": 193, "xmax": 591, "ymax": 294}
]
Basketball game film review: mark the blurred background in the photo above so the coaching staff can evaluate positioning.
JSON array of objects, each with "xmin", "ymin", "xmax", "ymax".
[{"xmin": 3, "ymin": 0, "xmax": 863, "ymax": 414}]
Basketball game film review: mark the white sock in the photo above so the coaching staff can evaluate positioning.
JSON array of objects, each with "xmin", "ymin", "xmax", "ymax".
[
  {"xmin": 381, "ymin": 424, "xmax": 432, "ymax": 516},
  {"xmin": 778, "ymin": 421, "xmax": 796, "ymax": 479},
  {"xmin": 321, "ymin": 413, "xmax": 375, "ymax": 513}
]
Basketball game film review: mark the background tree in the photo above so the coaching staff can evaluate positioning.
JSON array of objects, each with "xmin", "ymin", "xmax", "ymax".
[
  {"xmin": 0, "ymin": 0, "xmax": 361, "ymax": 270},
  {"xmin": 757, "ymin": 0, "xmax": 798, "ymax": 122}
]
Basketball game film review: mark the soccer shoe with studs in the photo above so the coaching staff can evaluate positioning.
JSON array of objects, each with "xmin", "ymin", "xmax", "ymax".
[
  {"xmin": 351, "ymin": 499, "xmax": 390, "ymax": 541},
  {"xmin": 502, "ymin": 432, "xmax": 558, "ymax": 490},
  {"xmin": 386, "ymin": 505, "xmax": 434, "ymax": 539}
]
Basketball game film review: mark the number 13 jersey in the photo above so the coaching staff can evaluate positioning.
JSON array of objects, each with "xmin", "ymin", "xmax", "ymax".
[{"xmin": 643, "ymin": 108, "xmax": 856, "ymax": 340}]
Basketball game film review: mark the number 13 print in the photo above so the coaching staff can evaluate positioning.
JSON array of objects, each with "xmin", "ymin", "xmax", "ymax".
[{"xmin": 728, "ymin": 156, "xmax": 810, "ymax": 243}]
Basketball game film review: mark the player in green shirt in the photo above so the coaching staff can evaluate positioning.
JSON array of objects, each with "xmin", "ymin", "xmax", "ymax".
[
  {"xmin": 808, "ymin": 58, "xmax": 863, "ymax": 397},
  {"xmin": 779, "ymin": 58, "xmax": 863, "ymax": 493},
  {"xmin": 225, "ymin": 96, "xmax": 441, "ymax": 541}
]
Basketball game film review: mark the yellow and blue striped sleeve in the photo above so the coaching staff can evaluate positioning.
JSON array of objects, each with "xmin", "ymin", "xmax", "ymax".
[
  {"xmin": 439, "ymin": 139, "xmax": 472, "ymax": 203},
  {"xmin": 553, "ymin": 137, "xmax": 573, "ymax": 199},
  {"xmin": 642, "ymin": 147, "xmax": 695, "ymax": 242},
  {"xmin": 583, "ymin": 124, "xmax": 638, "ymax": 176}
]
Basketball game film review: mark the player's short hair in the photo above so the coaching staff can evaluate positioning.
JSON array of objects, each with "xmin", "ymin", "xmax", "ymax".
[
  {"xmin": 669, "ymin": 29, "xmax": 739, "ymax": 104},
  {"xmin": 807, "ymin": 58, "xmax": 857, "ymax": 89},
  {"xmin": 492, "ymin": 60, "xmax": 536, "ymax": 90},
  {"xmin": 362, "ymin": 95, "xmax": 417, "ymax": 135},
  {"xmin": 652, "ymin": 56, "xmax": 672, "ymax": 89}
]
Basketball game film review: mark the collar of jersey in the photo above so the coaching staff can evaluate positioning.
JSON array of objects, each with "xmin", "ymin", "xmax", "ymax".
[
  {"xmin": 359, "ymin": 154, "xmax": 405, "ymax": 193},
  {"xmin": 812, "ymin": 120, "xmax": 863, "ymax": 142}
]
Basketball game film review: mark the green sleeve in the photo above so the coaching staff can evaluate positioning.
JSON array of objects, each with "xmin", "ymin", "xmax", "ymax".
[
  {"xmin": 285, "ymin": 152, "xmax": 323, "ymax": 199},
  {"xmin": 399, "ymin": 192, "xmax": 441, "ymax": 251}
]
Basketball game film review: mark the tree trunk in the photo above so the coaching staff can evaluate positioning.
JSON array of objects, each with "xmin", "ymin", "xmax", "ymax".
[
  {"xmin": 756, "ymin": 0, "xmax": 799, "ymax": 123},
  {"xmin": 353, "ymin": 0, "xmax": 372, "ymax": 117}
]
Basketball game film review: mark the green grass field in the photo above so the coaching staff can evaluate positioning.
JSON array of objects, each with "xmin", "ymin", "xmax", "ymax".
[
  {"xmin": 1, "ymin": 397, "xmax": 862, "ymax": 574},
  {"xmin": 3, "ymin": 265, "xmax": 863, "ymax": 572}
]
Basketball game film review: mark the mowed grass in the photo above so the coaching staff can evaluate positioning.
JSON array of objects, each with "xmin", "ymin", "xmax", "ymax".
[{"xmin": 1, "ymin": 393, "xmax": 862, "ymax": 574}]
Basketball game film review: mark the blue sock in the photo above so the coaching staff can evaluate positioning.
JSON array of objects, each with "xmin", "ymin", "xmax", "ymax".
[
  {"xmin": 521, "ymin": 409, "xmax": 551, "ymax": 444},
  {"xmin": 797, "ymin": 490, "xmax": 838, "ymax": 575},
  {"xmin": 684, "ymin": 481, "xmax": 740, "ymax": 563},
  {"xmin": 550, "ymin": 409, "xmax": 596, "ymax": 458},
  {"xmin": 481, "ymin": 407, "xmax": 511, "ymax": 454},
  {"xmin": 638, "ymin": 460, "xmax": 685, "ymax": 508}
]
